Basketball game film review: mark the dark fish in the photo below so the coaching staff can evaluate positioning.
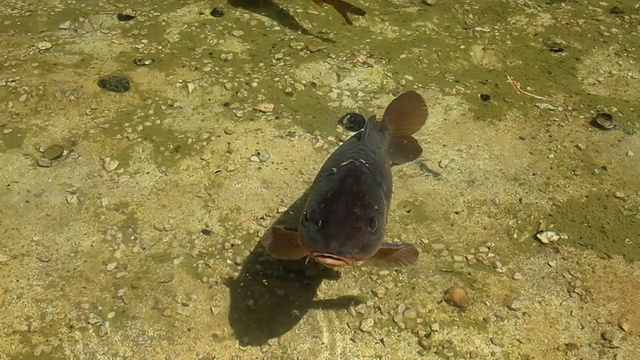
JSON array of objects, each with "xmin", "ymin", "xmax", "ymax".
[{"xmin": 263, "ymin": 91, "xmax": 428, "ymax": 267}]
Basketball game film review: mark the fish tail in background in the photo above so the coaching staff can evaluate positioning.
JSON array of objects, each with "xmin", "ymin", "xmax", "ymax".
[{"xmin": 381, "ymin": 91, "xmax": 429, "ymax": 165}]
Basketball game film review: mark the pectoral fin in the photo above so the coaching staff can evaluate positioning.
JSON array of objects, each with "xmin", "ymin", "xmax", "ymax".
[
  {"xmin": 261, "ymin": 226, "xmax": 310, "ymax": 260},
  {"xmin": 366, "ymin": 243, "xmax": 419, "ymax": 266}
]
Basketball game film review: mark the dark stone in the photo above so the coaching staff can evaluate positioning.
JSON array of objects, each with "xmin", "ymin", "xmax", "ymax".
[
  {"xmin": 201, "ymin": 229, "xmax": 212, "ymax": 236},
  {"xmin": 116, "ymin": 13, "xmax": 136, "ymax": 22},
  {"xmin": 210, "ymin": 8, "xmax": 225, "ymax": 18},
  {"xmin": 609, "ymin": 6, "xmax": 624, "ymax": 14},
  {"xmin": 480, "ymin": 93, "xmax": 491, "ymax": 102},
  {"xmin": 97, "ymin": 75, "xmax": 131, "ymax": 93},
  {"xmin": 338, "ymin": 112, "xmax": 366, "ymax": 132}
]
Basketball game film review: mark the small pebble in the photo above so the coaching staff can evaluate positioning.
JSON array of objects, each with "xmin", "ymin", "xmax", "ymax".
[
  {"xmin": 601, "ymin": 329, "xmax": 617, "ymax": 342},
  {"xmin": 253, "ymin": 103, "xmax": 274, "ymax": 113},
  {"xmin": 564, "ymin": 342, "xmax": 579, "ymax": 352},
  {"xmin": 490, "ymin": 337, "xmax": 504, "ymax": 347},
  {"xmin": 359, "ymin": 318, "xmax": 374, "ymax": 332},
  {"xmin": 403, "ymin": 308, "xmax": 417, "ymax": 319},
  {"xmin": 438, "ymin": 158, "xmax": 450, "ymax": 168},
  {"xmin": 66, "ymin": 194, "xmax": 79, "ymax": 205},
  {"xmin": 512, "ymin": 272, "xmax": 523, "ymax": 280},
  {"xmin": 36, "ymin": 41, "xmax": 52, "ymax": 52},
  {"xmin": 618, "ymin": 320, "xmax": 630, "ymax": 333},
  {"xmin": 37, "ymin": 158, "xmax": 52, "ymax": 168},
  {"xmin": 626, "ymin": 150, "xmax": 634, "ymax": 157},
  {"xmin": 418, "ymin": 335, "xmax": 431, "ymax": 350},
  {"xmin": 58, "ymin": 20, "xmax": 71, "ymax": 29},
  {"xmin": 372, "ymin": 287, "xmax": 386, "ymax": 298},
  {"xmin": 613, "ymin": 192, "xmax": 626, "ymax": 200},
  {"xmin": 443, "ymin": 286, "xmax": 471, "ymax": 307},
  {"xmin": 106, "ymin": 261, "xmax": 118, "ymax": 271},
  {"xmin": 133, "ymin": 58, "xmax": 154, "ymax": 66},
  {"xmin": 103, "ymin": 158, "xmax": 119, "ymax": 171},
  {"xmin": 258, "ymin": 150, "xmax": 270, "ymax": 162},
  {"xmin": 88, "ymin": 313, "xmax": 103, "ymax": 324}
]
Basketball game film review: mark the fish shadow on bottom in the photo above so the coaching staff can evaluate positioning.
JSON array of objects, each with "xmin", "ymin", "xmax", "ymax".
[
  {"xmin": 226, "ymin": 0, "xmax": 335, "ymax": 43},
  {"xmin": 225, "ymin": 189, "xmax": 361, "ymax": 346}
]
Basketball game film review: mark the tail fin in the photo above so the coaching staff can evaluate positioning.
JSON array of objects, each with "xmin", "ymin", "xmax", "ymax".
[{"xmin": 381, "ymin": 91, "xmax": 429, "ymax": 164}]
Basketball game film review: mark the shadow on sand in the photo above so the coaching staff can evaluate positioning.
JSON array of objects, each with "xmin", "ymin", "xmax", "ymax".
[
  {"xmin": 225, "ymin": 189, "xmax": 361, "ymax": 346},
  {"xmin": 226, "ymin": 0, "xmax": 336, "ymax": 43}
]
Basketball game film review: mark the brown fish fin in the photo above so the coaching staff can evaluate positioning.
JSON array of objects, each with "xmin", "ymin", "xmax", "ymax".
[
  {"xmin": 387, "ymin": 136, "xmax": 423, "ymax": 165},
  {"xmin": 380, "ymin": 91, "xmax": 428, "ymax": 164},
  {"xmin": 261, "ymin": 226, "xmax": 310, "ymax": 260},
  {"xmin": 381, "ymin": 91, "xmax": 428, "ymax": 137},
  {"xmin": 366, "ymin": 243, "xmax": 419, "ymax": 267}
]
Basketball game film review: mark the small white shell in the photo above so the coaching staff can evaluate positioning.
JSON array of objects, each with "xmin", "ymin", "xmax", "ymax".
[{"xmin": 535, "ymin": 230, "xmax": 561, "ymax": 244}]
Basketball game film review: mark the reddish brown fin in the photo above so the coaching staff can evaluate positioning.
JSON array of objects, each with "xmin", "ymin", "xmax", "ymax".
[
  {"xmin": 387, "ymin": 136, "xmax": 423, "ymax": 165},
  {"xmin": 261, "ymin": 226, "xmax": 310, "ymax": 260},
  {"xmin": 316, "ymin": 0, "xmax": 366, "ymax": 25},
  {"xmin": 366, "ymin": 243, "xmax": 419, "ymax": 267},
  {"xmin": 381, "ymin": 91, "xmax": 428, "ymax": 164},
  {"xmin": 381, "ymin": 91, "xmax": 428, "ymax": 137}
]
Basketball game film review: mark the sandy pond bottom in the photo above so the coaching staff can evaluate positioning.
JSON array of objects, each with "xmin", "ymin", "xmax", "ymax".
[{"xmin": 1, "ymin": 0, "xmax": 639, "ymax": 359}]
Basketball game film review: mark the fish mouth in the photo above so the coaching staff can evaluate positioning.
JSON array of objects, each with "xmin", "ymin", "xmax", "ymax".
[{"xmin": 309, "ymin": 252, "xmax": 353, "ymax": 267}]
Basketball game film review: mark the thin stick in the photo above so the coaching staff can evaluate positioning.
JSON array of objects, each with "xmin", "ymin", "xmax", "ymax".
[{"xmin": 506, "ymin": 75, "xmax": 552, "ymax": 101}]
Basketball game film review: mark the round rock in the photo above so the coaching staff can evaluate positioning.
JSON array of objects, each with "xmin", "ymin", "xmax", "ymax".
[
  {"xmin": 43, "ymin": 144, "xmax": 65, "ymax": 160},
  {"xmin": 443, "ymin": 286, "xmax": 471, "ymax": 307}
]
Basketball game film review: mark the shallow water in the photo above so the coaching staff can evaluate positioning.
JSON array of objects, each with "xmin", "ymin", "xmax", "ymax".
[{"xmin": 0, "ymin": 0, "xmax": 639, "ymax": 358}]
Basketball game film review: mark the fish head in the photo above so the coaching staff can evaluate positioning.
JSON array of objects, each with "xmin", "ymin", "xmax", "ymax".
[{"xmin": 298, "ymin": 167, "xmax": 389, "ymax": 267}]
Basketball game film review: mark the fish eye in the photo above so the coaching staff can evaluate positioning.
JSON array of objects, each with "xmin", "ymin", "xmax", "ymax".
[
  {"xmin": 367, "ymin": 217, "xmax": 379, "ymax": 232},
  {"xmin": 304, "ymin": 208, "xmax": 321, "ymax": 225}
]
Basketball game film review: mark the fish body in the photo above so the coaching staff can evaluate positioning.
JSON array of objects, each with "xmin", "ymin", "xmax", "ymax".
[{"xmin": 263, "ymin": 91, "xmax": 428, "ymax": 267}]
